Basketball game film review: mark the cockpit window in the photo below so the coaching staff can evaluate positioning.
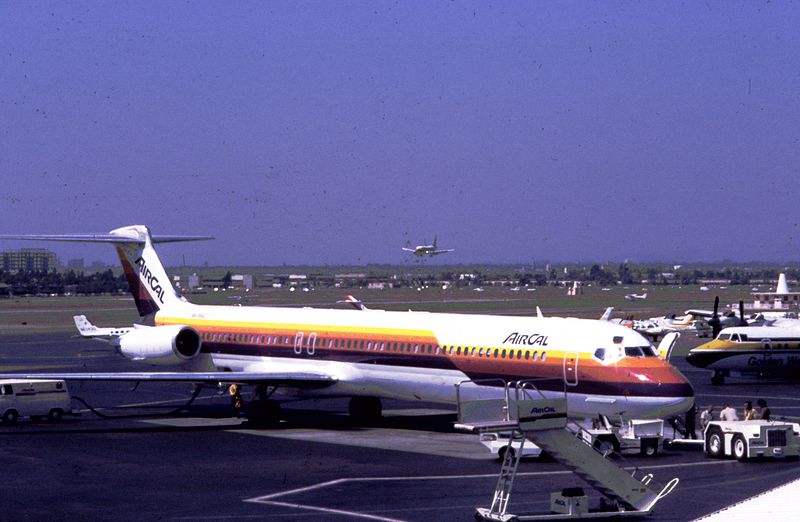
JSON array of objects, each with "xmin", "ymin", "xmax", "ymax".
[
  {"xmin": 625, "ymin": 346, "xmax": 644, "ymax": 357},
  {"xmin": 624, "ymin": 346, "xmax": 657, "ymax": 357},
  {"xmin": 718, "ymin": 333, "xmax": 731, "ymax": 340}
]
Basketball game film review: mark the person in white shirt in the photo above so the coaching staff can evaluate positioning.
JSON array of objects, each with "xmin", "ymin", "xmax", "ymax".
[
  {"xmin": 700, "ymin": 405, "xmax": 714, "ymax": 431},
  {"xmin": 719, "ymin": 404, "xmax": 739, "ymax": 421}
]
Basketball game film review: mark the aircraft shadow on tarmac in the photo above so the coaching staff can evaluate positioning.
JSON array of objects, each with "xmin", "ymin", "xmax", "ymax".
[{"xmin": 0, "ymin": 399, "xmax": 460, "ymax": 436}]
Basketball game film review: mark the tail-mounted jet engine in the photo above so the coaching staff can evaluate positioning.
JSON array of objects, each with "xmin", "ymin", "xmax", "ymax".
[{"xmin": 118, "ymin": 325, "xmax": 202, "ymax": 365}]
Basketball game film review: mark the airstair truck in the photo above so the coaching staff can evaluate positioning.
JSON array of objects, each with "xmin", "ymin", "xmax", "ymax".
[
  {"xmin": 457, "ymin": 379, "xmax": 678, "ymax": 521},
  {"xmin": 0, "ymin": 379, "xmax": 72, "ymax": 424}
]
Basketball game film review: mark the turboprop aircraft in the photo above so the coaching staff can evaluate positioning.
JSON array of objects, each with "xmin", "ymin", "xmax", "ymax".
[
  {"xmin": 401, "ymin": 236, "xmax": 454, "ymax": 257},
  {"xmin": 687, "ymin": 325, "xmax": 800, "ymax": 385},
  {"xmin": 0, "ymin": 226, "xmax": 693, "ymax": 424}
]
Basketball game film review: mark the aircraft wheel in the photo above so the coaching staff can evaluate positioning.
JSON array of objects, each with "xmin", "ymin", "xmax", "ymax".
[
  {"xmin": 733, "ymin": 435, "xmax": 748, "ymax": 461},
  {"xmin": 48, "ymin": 408, "xmax": 64, "ymax": 422},
  {"xmin": 710, "ymin": 373, "xmax": 725, "ymax": 386},
  {"xmin": 2, "ymin": 410, "xmax": 19, "ymax": 425},
  {"xmin": 348, "ymin": 397, "xmax": 382, "ymax": 424},
  {"xmin": 705, "ymin": 428, "xmax": 724, "ymax": 458},
  {"xmin": 245, "ymin": 399, "xmax": 281, "ymax": 428}
]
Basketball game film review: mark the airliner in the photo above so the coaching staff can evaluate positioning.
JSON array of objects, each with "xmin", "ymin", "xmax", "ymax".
[
  {"xmin": 402, "ymin": 236, "xmax": 454, "ymax": 257},
  {"xmin": 0, "ymin": 226, "xmax": 693, "ymax": 423}
]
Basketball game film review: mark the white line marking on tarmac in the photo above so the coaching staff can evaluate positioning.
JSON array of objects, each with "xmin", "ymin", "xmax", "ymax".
[
  {"xmin": 244, "ymin": 460, "xmax": 736, "ymax": 520},
  {"xmin": 255, "ymin": 500, "xmax": 405, "ymax": 522}
]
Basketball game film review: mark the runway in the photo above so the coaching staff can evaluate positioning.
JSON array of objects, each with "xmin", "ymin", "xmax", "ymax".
[{"xmin": 1, "ymin": 333, "xmax": 799, "ymax": 521}]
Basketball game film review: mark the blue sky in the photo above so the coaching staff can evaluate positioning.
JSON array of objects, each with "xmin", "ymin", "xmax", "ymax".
[{"xmin": 2, "ymin": 2, "xmax": 799, "ymax": 266}]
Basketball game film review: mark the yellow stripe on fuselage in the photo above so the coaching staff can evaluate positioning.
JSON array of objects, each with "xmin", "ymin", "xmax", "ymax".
[{"xmin": 156, "ymin": 315, "xmax": 438, "ymax": 341}]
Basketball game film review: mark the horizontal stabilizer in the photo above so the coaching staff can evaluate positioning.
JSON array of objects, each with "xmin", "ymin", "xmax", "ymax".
[{"xmin": 0, "ymin": 233, "xmax": 212, "ymax": 244}]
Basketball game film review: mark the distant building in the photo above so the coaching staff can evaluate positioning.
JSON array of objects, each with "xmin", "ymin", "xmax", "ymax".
[
  {"xmin": 749, "ymin": 273, "xmax": 800, "ymax": 310},
  {"xmin": 1, "ymin": 248, "xmax": 58, "ymax": 272},
  {"xmin": 232, "ymin": 274, "xmax": 255, "ymax": 290}
]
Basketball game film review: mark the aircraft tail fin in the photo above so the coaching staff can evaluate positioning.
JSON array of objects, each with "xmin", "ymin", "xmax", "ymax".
[
  {"xmin": 73, "ymin": 315, "xmax": 98, "ymax": 336},
  {"xmin": 600, "ymin": 307, "xmax": 614, "ymax": 321},
  {"xmin": 0, "ymin": 226, "xmax": 212, "ymax": 317}
]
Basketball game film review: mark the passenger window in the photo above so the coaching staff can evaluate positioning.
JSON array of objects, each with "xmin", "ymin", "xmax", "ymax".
[
  {"xmin": 479, "ymin": 348, "xmax": 484, "ymax": 356},
  {"xmin": 471, "ymin": 348, "xmax": 476, "ymax": 357},
  {"xmin": 501, "ymin": 349, "xmax": 507, "ymax": 359},
  {"xmin": 516, "ymin": 351, "xmax": 522, "ymax": 360},
  {"xmin": 494, "ymin": 349, "xmax": 499, "ymax": 358},
  {"xmin": 524, "ymin": 351, "xmax": 529, "ymax": 360},
  {"xmin": 594, "ymin": 348, "xmax": 606, "ymax": 361},
  {"xmin": 541, "ymin": 352, "xmax": 547, "ymax": 362}
]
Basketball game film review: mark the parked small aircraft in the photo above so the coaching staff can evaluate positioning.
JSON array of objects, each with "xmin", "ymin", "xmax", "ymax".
[{"xmin": 624, "ymin": 292, "xmax": 648, "ymax": 301}]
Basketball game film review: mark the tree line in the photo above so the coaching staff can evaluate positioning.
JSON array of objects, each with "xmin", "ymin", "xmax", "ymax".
[{"xmin": 0, "ymin": 269, "xmax": 128, "ymax": 296}]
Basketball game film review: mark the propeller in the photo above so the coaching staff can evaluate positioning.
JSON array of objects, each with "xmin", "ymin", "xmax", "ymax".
[
  {"xmin": 708, "ymin": 296, "xmax": 722, "ymax": 338},
  {"xmin": 736, "ymin": 300, "xmax": 748, "ymax": 327}
]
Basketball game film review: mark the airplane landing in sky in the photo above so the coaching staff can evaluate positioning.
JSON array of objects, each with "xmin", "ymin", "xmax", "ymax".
[
  {"xmin": 0, "ymin": 226, "xmax": 693, "ymax": 425},
  {"xmin": 402, "ymin": 236, "xmax": 454, "ymax": 257}
]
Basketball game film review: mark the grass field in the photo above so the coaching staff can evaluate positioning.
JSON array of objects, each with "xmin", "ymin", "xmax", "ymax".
[{"xmin": 0, "ymin": 284, "xmax": 756, "ymax": 335}]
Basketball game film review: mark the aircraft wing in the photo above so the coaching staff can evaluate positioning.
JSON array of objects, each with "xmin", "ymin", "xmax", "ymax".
[
  {"xmin": 684, "ymin": 309, "xmax": 715, "ymax": 318},
  {"xmin": 432, "ymin": 249, "xmax": 455, "ymax": 255},
  {"xmin": 0, "ymin": 371, "xmax": 338, "ymax": 388},
  {"xmin": 401, "ymin": 247, "xmax": 416, "ymax": 252}
]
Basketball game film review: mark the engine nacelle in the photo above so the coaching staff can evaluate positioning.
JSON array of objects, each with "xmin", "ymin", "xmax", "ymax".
[{"xmin": 118, "ymin": 325, "xmax": 202, "ymax": 365}]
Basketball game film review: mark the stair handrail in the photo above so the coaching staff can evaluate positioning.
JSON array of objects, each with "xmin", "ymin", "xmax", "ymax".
[
  {"xmin": 643, "ymin": 477, "xmax": 680, "ymax": 512},
  {"xmin": 455, "ymin": 378, "xmax": 513, "ymax": 423},
  {"xmin": 564, "ymin": 419, "xmax": 669, "ymax": 490},
  {"xmin": 509, "ymin": 378, "xmax": 567, "ymax": 422}
]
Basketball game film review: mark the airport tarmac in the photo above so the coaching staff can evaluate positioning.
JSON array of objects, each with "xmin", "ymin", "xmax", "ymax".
[{"xmin": 1, "ymin": 333, "xmax": 800, "ymax": 521}]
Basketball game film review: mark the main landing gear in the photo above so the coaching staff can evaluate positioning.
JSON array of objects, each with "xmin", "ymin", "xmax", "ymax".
[
  {"xmin": 229, "ymin": 384, "xmax": 283, "ymax": 428},
  {"xmin": 348, "ymin": 396, "xmax": 383, "ymax": 425},
  {"xmin": 710, "ymin": 371, "xmax": 726, "ymax": 386}
]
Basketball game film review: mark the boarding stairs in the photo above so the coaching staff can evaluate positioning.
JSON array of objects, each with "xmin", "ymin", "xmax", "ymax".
[{"xmin": 456, "ymin": 379, "xmax": 678, "ymax": 521}]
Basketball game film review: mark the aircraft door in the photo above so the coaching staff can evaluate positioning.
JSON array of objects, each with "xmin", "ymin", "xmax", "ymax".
[{"xmin": 563, "ymin": 351, "xmax": 579, "ymax": 386}]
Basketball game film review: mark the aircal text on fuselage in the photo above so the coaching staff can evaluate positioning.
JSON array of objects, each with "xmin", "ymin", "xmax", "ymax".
[{"xmin": 502, "ymin": 332, "xmax": 549, "ymax": 346}]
